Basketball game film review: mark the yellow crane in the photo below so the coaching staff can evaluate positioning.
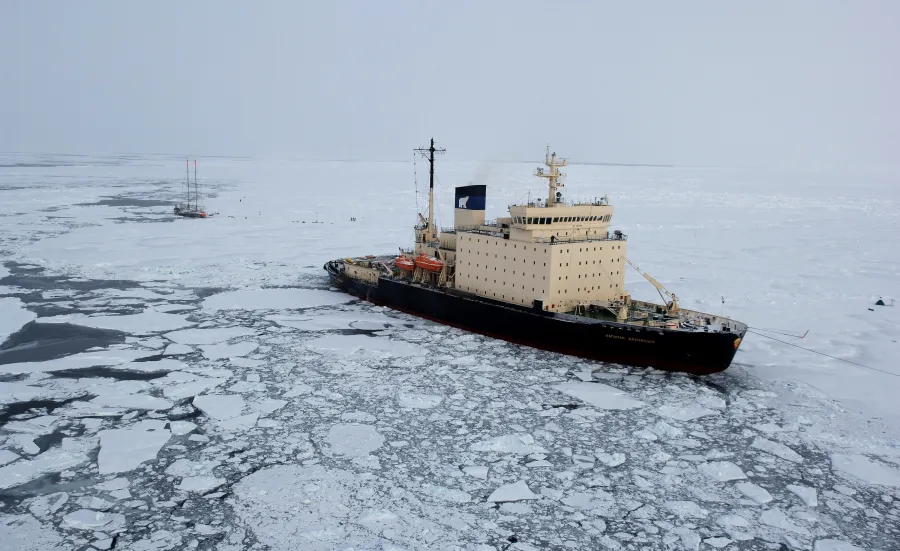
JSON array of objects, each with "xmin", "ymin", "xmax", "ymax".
[{"xmin": 625, "ymin": 259, "xmax": 679, "ymax": 316}]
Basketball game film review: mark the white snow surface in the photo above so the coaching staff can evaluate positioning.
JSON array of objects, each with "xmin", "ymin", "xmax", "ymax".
[
  {"xmin": 830, "ymin": 454, "xmax": 900, "ymax": 487},
  {"xmin": 487, "ymin": 480, "xmax": 538, "ymax": 503},
  {"xmin": 202, "ymin": 288, "xmax": 350, "ymax": 311},
  {"xmin": 552, "ymin": 381, "xmax": 644, "ymax": 410},
  {"xmin": 0, "ymin": 155, "xmax": 897, "ymax": 551},
  {"xmin": 97, "ymin": 420, "xmax": 171, "ymax": 474},
  {"xmin": 36, "ymin": 310, "xmax": 194, "ymax": 334},
  {"xmin": 0, "ymin": 297, "xmax": 36, "ymax": 344}
]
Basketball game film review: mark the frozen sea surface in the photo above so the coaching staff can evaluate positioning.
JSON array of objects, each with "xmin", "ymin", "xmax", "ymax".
[{"xmin": 0, "ymin": 154, "xmax": 898, "ymax": 550}]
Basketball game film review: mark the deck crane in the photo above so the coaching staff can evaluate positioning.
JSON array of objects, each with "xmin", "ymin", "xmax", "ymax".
[{"xmin": 625, "ymin": 259, "xmax": 679, "ymax": 316}]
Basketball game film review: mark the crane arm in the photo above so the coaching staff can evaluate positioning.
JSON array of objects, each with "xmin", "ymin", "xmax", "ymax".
[{"xmin": 625, "ymin": 259, "xmax": 679, "ymax": 314}]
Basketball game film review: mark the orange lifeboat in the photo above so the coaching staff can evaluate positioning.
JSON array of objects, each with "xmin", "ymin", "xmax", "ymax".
[
  {"xmin": 395, "ymin": 256, "xmax": 415, "ymax": 272},
  {"xmin": 414, "ymin": 253, "xmax": 444, "ymax": 273}
]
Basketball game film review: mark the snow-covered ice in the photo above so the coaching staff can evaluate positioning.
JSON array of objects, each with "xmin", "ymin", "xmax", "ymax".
[
  {"xmin": 0, "ymin": 155, "xmax": 896, "ymax": 550},
  {"xmin": 487, "ymin": 480, "xmax": 538, "ymax": 503},
  {"xmin": 0, "ymin": 297, "xmax": 36, "ymax": 344},
  {"xmin": 551, "ymin": 381, "xmax": 644, "ymax": 410},
  {"xmin": 97, "ymin": 420, "xmax": 171, "ymax": 474},
  {"xmin": 202, "ymin": 288, "xmax": 350, "ymax": 311}
]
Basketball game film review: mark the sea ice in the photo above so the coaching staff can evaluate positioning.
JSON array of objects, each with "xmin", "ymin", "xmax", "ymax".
[
  {"xmin": 305, "ymin": 333, "xmax": 419, "ymax": 358},
  {"xmin": 37, "ymin": 310, "xmax": 193, "ymax": 334},
  {"xmin": 420, "ymin": 484, "xmax": 471, "ymax": 503},
  {"xmin": 98, "ymin": 420, "xmax": 171, "ymax": 474},
  {"xmin": 169, "ymin": 421, "xmax": 197, "ymax": 435},
  {"xmin": 786, "ymin": 484, "xmax": 818, "ymax": 507},
  {"xmin": 203, "ymin": 288, "xmax": 350, "ymax": 311},
  {"xmin": 0, "ymin": 449, "xmax": 21, "ymax": 466},
  {"xmin": 62, "ymin": 509, "xmax": 126, "ymax": 531},
  {"xmin": 0, "ymin": 438, "xmax": 92, "ymax": 490},
  {"xmin": 0, "ymin": 514, "xmax": 64, "ymax": 550},
  {"xmin": 232, "ymin": 463, "xmax": 465, "ymax": 550},
  {"xmin": 830, "ymin": 454, "xmax": 900, "ymax": 487},
  {"xmin": 162, "ymin": 375, "xmax": 226, "ymax": 402},
  {"xmin": 759, "ymin": 508, "xmax": 810, "ymax": 536},
  {"xmin": 813, "ymin": 540, "xmax": 865, "ymax": 551},
  {"xmin": 396, "ymin": 391, "xmax": 443, "ymax": 409},
  {"xmin": 470, "ymin": 433, "xmax": 548, "ymax": 454},
  {"xmin": 325, "ymin": 423, "xmax": 385, "ymax": 457},
  {"xmin": 90, "ymin": 393, "xmax": 173, "ymax": 411},
  {"xmin": 735, "ymin": 481, "xmax": 773, "ymax": 504},
  {"xmin": 193, "ymin": 394, "xmax": 246, "ymax": 420},
  {"xmin": 487, "ymin": 480, "xmax": 538, "ymax": 503},
  {"xmin": 0, "ymin": 297, "xmax": 36, "ymax": 344},
  {"xmin": 699, "ymin": 461, "xmax": 747, "ymax": 482},
  {"xmin": 752, "ymin": 437, "xmax": 804, "ymax": 463},
  {"xmin": 462, "ymin": 465, "xmax": 488, "ymax": 479},
  {"xmin": 27, "ymin": 492, "xmax": 68, "ymax": 519},
  {"xmin": 199, "ymin": 340, "xmax": 258, "ymax": 360},
  {"xmin": 552, "ymin": 382, "xmax": 644, "ymax": 410},
  {"xmin": 0, "ymin": 348, "xmax": 151, "ymax": 375},
  {"xmin": 165, "ymin": 326, "xmax": 255, "ymax": 345},
  {"xmin": 162, "ymin": 343, "xmax": 193, "ymax": 355},
  {"xmin": 178, "ymin": 475, "xmax": 225, "ymax": 493},
  {"xmin": 655, "ymin": 404, "xmax": 718, "ymax": 421},
  {"xmin": 665, "ymin": 500, "xmax": 708, "ymax": 518}
]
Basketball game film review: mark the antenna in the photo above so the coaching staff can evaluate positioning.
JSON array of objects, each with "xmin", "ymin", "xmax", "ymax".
[
  {"xmin": 535, "ymin": 145, "xmax": 567, "ymax": 206},
  {"xmin": 414, "ymin": 138, "xmax": 446, "ymax": 242}
]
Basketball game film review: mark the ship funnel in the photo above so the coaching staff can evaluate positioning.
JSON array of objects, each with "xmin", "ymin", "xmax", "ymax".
[{"xmin": 454, "ymin": 184, "xmax": 486, "ymax": 229}]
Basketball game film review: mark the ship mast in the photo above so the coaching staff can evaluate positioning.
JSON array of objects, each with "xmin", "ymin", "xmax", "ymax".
[
  {"xmin": 415, "ymin": 138, "xmax": 445, "ymax": 242},
  {"xmin": 534, "ymin": 145, "xmax": 567, "ymax": 206},
  {"xmin": 193, "ymin": 159, "xmax": 198, "ymax": 210}
]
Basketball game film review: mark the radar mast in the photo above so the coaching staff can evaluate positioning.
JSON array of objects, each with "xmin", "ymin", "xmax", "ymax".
[{"xmin": 534, "ymin": 145, "xmax": 567, "ymax": 206}]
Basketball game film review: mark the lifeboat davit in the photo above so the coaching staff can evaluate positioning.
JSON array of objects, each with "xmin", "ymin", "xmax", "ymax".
[
  {"xmin": 414, "ymin": 253, "xmax": 443, "ymax": 273},
  {"xmin": 395, "ymin": 256, "xmax": 415, "ymax": 272}
]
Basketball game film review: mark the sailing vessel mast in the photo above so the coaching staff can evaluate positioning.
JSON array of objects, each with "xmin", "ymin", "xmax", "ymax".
[
  {"xmin": 193, "ymin": 159, "xmax": 197, "ymax": 210},
  {"xmin": 414, "ymin": 138, "xmax": 445, "ymax": 242}
]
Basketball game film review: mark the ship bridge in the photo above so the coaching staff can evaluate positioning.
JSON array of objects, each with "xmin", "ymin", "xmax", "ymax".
[{"xmin": 446, "ymin": 147, "xmax": 629, "ymax": 313}]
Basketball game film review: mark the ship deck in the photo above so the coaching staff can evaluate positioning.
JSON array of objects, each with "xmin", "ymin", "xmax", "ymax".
[{"xmin": 327, "ymin": 256, "xmax": 747, "ymax": 337}]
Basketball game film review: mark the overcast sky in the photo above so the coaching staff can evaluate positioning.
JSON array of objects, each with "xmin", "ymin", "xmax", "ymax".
[{"xmin": 2, "ymin": 1, "xmax": 897, "ymax": 168}]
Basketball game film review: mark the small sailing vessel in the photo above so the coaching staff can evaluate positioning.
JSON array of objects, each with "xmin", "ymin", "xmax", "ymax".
[{"xmin": 174, "ymin": 159, "xmax": 208, "ymax": 218}]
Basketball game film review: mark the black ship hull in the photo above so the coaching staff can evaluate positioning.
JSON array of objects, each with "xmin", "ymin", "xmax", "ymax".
[{"xmin": 325, "ymin": 262, "xmax": 745, "ymax": 375}]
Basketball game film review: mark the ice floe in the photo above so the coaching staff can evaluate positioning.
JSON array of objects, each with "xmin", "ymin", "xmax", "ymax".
[
  {"xmin": 735, "ymin": 481, "xmax": 773, "ymax": 504},
  {"xmin": 97, "ymin": 419, "xmax": 170, "ymax": 474},
  {"xmin": 487, "ymin": 480, "xmax": 537, "ymax": 503},
  {"xmin": 0, "ymin": 297, "xmax": 36, "ymax": 344},
  {"xmin": 325, "ymin": 423, "xmax": 384, "ymax": 457},
  {"xmin": 199, "ymin": 340, "xmax": 258, "ymax": 360},
  {"xmin": 830, "ymin": 454, "xmax": 900, "ymax": 487},
  {"xmin": 0, "ymin": 437, "xmax": 93, "ymax": 490},
  {"xmin": 698, "ymin": 461, "xmax": 747, "ymax": 482},
  {"xmin": 751, "ymin": 436, "xmax": 804, "ymax": 463},
  {"xmin": 470, "ymin": 433, "xmax": 547, "ymax": 454},
  {"xmin": 305, "ymin": 333, "xmax": 419, "ymax": 358},
  {"xmin": 552, "ymin": 381, "xmax": 644, "ymax": 410},
  {"xmin": 37, "ymin": 310, "xmax": 194, "ymax": 334},
  {"xmin": 165, "ymin": 326, "xmax": 255, "ymax": 345},
  {"xmin": 786, "ymin": 483, "xmax": 818, "ymax": 507},
  {"xmin": 202, "ymin": 287, "xmax": 350, "ymax": 311}
]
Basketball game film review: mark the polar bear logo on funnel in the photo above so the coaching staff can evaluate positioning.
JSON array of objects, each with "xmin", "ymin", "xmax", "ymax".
[{"xmin": 457, "ymin": 196, "xmax": 469, "ymax": 209}]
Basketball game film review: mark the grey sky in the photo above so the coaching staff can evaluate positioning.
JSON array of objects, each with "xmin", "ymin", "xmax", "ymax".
[{"xmin": 2, "ymin": 1, "xmax": 897, "ymax": 168}]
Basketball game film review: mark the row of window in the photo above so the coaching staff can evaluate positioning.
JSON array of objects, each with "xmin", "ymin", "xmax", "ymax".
[
  {"xmin": 557, "ymin": 271, "xmax": 619, "ymax": 280},
  {"xmin": 463, "ymin": 272, "xmax": 546, "ymax": 281},
  {"xmin": 466, "ymin": 237, "xmax": 547, "ymax": 252},
  {"xmin": 513, "ymin": 214, "xmax": 611, "ymax": 225}
]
